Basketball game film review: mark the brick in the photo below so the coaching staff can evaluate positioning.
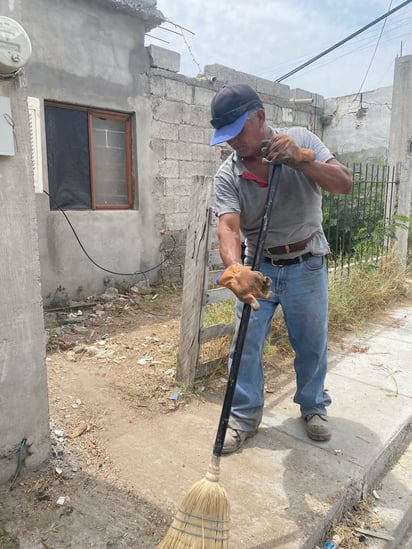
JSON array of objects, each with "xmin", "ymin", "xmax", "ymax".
[
  {"xmin": 154, "ymin": 99, "xmax": 184, "ymax": 124},
  {"xmin": 162, "ymin": 194, "xmax": 191, "ymax": 214},
  {"xmin": 166, "ymin": 140, "xmax": 191, "ymax": 161},
  {"xmin": 165, "ymin": 79, "xmax": 192, "ymax": 102},
  {"xmin": 151, "ymin": 120, "xmax": 179, "ymax": 140},
  {"xmin": 194, "ymin": 86, "xmax": 215, "ymax": 108},
  {"xmin": 184, "ymin": 104, "xmax": 210, "ymax": 126},
  {"xmin": 158, "ymin": 159, "xmax": 179, "ymax": 178},
  {"xmin": 150, "ymin": 75, "xmax": 165, "ymax": 97},
  {"xmin": 191, "ymin": 143, "xmax": 215, "ymax": 162},
  {"xmin": 165, "ymin": 178, "xmax": 192, "ymax": 197},
  {"xmin": 179, "ymin": 160, "xmax": 216, "ymax": 178},
  {"xmin": 148, "ymin": 45, "xmax": 180, "ymax": 73},
  {"xmin": 149, "ymin": 138, "xmax": 166, "ymax": 159},
  {"xmin": 178, "ymin": 124, "xmax": 205, "ymax": 144}
]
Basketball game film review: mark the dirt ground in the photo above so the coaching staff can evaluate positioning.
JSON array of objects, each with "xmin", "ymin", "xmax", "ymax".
[
  {"xmin": 1, "ymin": 283, "xmax": 406, "ymax": 548},
  {"xmin": 0, "ymin": 284, "xmax": 204, "ymax": 549}
]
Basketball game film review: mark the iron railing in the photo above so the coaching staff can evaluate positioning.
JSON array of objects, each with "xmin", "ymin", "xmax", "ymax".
[{"xmin": 322, "ymin": 163, "xmax": 397, "ymax": 271}]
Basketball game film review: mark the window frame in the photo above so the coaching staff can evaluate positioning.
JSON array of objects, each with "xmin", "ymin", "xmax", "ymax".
[{"xmin": 44, "ymin": 101, "xmax": 134, "ymax": 210}]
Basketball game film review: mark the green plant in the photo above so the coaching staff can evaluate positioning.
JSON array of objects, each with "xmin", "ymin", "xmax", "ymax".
[{"xmin": 353, "ymin": 214, "xmax": 411, "ymax": 261}]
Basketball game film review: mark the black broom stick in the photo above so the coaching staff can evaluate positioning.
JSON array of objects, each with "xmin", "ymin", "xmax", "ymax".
[
  {"xmin": 157, "ymin": 164, "xmax": 282, "ymax": 549},
  {"xmin": 212, "ymin": 164, "xmax": 281, "ymax": 457}
]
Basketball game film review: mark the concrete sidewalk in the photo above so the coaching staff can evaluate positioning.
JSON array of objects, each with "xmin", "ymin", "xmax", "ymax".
[{"xmin": 106, "ymin": 301, "xmax": 412, "ymax": 548}]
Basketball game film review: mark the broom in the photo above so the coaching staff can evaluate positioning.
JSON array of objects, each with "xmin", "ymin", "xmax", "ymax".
[{"xmin": 158, "ymin": 165, "xmax": 281, "ymax": 548}]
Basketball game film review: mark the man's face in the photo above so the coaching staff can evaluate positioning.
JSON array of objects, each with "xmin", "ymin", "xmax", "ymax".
[{"xmin": 226, "ymin": 110, "xmax": 264, "ymax": 158}]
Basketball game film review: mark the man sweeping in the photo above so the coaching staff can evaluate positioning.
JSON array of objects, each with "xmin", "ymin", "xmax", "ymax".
[
  {"xmin": 157, "ymin": 84, "xmax": 352, "ymax": 549},
  {"xmin": 211, "ymin": 83, "xmax": 352, "ymax": 453}
]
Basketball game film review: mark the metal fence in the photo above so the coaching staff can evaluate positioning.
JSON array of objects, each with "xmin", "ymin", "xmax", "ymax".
[{"xmin": 322, "ymin": 163, "xmax": 398, "ymax": 271}]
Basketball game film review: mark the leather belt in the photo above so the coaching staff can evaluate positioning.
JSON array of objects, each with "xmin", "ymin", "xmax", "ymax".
[
  {"xmin": 264, "ymin": 252, "xmax": 313, "ymax": 266},
  {"xmin": 267, "ymin": 232, "xmax": 316, "ymax": 255}
]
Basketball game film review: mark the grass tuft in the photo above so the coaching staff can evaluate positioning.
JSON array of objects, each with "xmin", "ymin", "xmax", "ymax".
[{"xmin": 202, "ymin": 256, "xmax": 411, "ymax": 380}]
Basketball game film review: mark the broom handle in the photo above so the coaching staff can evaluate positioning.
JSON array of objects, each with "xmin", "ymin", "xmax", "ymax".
[{"xmin": 212, "ymin": 165, "xmax": 282, "ymax": 458}]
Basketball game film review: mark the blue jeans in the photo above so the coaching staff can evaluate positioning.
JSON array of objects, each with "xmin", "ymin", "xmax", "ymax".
[{"xmin": 228, "ymin": 254, "xmax": 331, "ymax": 432}]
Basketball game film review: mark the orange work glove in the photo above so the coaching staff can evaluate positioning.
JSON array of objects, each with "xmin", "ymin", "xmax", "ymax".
[
  {"xmin": 218, "ymin": 264, "xmax": 273, "ymax": 310},
  {"xmin": 261, "ymin": 134, "xmax": 314, "ymax": 168}
]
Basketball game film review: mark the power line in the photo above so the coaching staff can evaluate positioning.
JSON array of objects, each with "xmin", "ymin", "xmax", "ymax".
[
  {"xmin": 353, "ymin": 0, "xmax": 394, "ymax": 100},
  {"xmin": 274, "ymin": 0, "xmax": 412, "ymax": 84},
  {"xmin": 271, "ymin": 27, "xmax": 406, "ymax": 85},
  {"xmin": 256, "ymin": 12, "xmax": 411, "ymax": 81}
]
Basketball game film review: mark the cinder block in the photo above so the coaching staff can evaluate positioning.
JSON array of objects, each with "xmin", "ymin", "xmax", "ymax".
[
  {"xmin": 178, "ymin": 124, "xmax": 204, "ymax": 144},
  {"xmin": 150, "ymin": 75, "xmax": 165, "ymax": 97},
  {"xmin": 147, "ymin": 45, "xmax": 180, "ymax": 73},
  {"xmin": 194, "ymin": 86, "xmax": 216, "ymax": 108},
  {"xmin": 165, "ymin": 79, "xmax": 191, "ymax": 102},
  {"xmin": 151, "ymin": 120, "xmax": 179, "ymax": 141},
  {"xmin": 191, "ymin": 143, "xmax": 215, "ymax": 162},
  {"xmin": 166, "ymin": 140, "xmax": 191, "ymax": 161},
  {"xmin": 154, "ymin": 99, "xmax": 184, "ymax": 124},
  {"xmin": 158, "ymin": 159, "xmax": 179, "ymax": 178}
]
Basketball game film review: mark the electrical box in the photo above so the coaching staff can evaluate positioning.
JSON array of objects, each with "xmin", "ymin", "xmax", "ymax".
[
  {"xmin": 0, "ymin": 96, "xmax": 15, "ymax": 155},
  {"xmin": 0, "ymin": 16, "xmax": 32, "ymax": 75}
]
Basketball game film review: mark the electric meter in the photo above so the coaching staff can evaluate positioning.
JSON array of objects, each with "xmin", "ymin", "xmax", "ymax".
[{"xmin": 0, "ymin": 16, "xmax": 32, "ymax": 75}]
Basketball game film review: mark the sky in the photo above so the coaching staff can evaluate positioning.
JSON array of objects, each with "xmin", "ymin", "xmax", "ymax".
[{"xmin": 145, "ymin": 0, "xmax": 412, "ymax": 98}]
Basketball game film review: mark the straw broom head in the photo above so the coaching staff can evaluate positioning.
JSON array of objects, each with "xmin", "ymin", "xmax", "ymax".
[{"xmin": 158, "ymin": 457, "xmax": 230, "ymax": 548}]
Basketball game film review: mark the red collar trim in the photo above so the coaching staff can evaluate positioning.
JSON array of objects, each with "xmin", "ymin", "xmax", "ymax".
[{"xmin": 241, "ymin": 170, "xmax": 268, "ymax": 188}]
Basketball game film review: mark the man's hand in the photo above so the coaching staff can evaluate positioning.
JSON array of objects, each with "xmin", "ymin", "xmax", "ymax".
[
  {"xmin": 218, "ymin": 264, "xmax": 273, "ymax": 310},
  {"xmin": 261, "ymin": 134, "xmax": 314, "ymax": 168}
]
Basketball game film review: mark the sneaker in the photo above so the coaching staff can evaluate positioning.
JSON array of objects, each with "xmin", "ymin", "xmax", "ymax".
[
  {"xmin": 305, "ymin": 414, "xmax": 331, "ymax": 441},
  {"xmin": 222, "ymin": 427, "xmax": 258, "ymax": 455}
]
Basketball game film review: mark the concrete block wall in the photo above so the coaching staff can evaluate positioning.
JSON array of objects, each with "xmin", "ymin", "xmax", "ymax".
[
  {"xmin": 323, "ymin": 86, "xmax": 393, "ymax": 165},
  {"xmin": 147, "ymin": 52, "xmax": 325, "ymax": 280}
]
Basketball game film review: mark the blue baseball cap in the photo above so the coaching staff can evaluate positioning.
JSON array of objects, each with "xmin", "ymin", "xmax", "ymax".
[{"xmin": 210, "ymin": 84, "xmax": 263, "ymax": 146}]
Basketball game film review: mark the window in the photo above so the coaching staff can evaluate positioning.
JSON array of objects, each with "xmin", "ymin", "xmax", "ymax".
[{"xmin": 45, "ymin": 102, "xmax": 134, "ymax": 210}]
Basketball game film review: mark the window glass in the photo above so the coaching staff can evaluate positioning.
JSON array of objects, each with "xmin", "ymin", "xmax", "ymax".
[{"xmin": 92, "ymin": 116, "xmax": 128, "ymax": 206}]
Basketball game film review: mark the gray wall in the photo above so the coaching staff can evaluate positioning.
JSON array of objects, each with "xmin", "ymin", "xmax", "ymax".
[
  {"xmin": 148, "ymin": 58, "xmax": 326, "ymax": 282},
  {"xmin": 322, "ymin": 86, "xmax": 393, "ymax": 165},
  {"xmin": 18, "ymin": 0, "xmax": 164, "ymax": 306},
  {"xmin": 0, "ymin": 76, "xmax": 49, "ymax": 483}
]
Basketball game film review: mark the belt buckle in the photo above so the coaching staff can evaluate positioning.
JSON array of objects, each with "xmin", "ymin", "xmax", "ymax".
[{"xmin": 269, "ymin": 257, "xmax": 285, "ymax": 267}]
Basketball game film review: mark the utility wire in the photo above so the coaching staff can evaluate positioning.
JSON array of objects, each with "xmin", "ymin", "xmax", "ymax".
[
  {"xmin": 147, "ymin": 17, "xmax": 202, "ymax": 74},
  {"xmin": 179, "ymin": 28, "xmax": 202, "ymax": 74},
  {"xmin": 274, "ymin": 0, "xmax": 412, "ymax": 83},
  {"xmin": 43, "ymin": 191, "xmax": 176, "ymax": 277},
  {"xmin": 257, "ymin": 13, "xmax": 410, "ymax": 81},
  {"xmin": 353, "ymin": 0, "xmax": 394, "ymax": 100},
  {"xmin": 269, "ymin": 16, "xmax": 410, "ymax": 85}
]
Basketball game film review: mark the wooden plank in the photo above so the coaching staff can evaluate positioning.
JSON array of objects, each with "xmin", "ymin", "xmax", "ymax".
[
  {"xmin": 208, "ymin": 249, "xmax": 224, "ymax": 267},
  {"xmin": 176, "ymin": 176, "xmax": 213, "ymax": 387},
  {"xmin": 195, "ymin": 357, "xmax": 227, "ymax": 380},
  {"xmin": 206, "ymin": 287, "xmax": 233, "ymax": 304},
  {"xmin": 200, "ymin": 322, "xmax": 235, "ymax": 342},
  {"xmin": 354, "ymin": 528, "xmax": 394, "ymax": 542},
  {"xmin": 207, "ymin": 269, "xmax": 224, "ymax": 287}
]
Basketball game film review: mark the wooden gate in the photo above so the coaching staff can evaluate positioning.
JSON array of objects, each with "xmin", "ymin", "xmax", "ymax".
[{"xmin": 176, "ymin": 176, "xmax": 235, "ymax": 388}]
